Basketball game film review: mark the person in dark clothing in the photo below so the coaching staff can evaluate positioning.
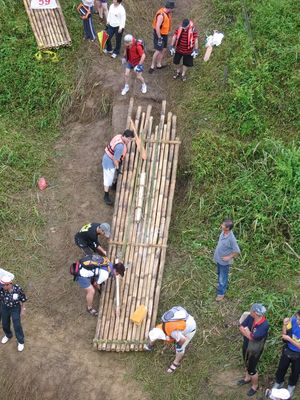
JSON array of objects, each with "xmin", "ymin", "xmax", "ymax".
[
  {"xmin": 0, "ymin": 275, "xmax": 27, "ymax": 352},
  {"xmin": 273, "ymin": 311, "xmax": 300, "ymax": 398},
  {"xmin": 74, "ymin": 223, "xmax": 111, "ymax": 256},
  {"xmin": 238, "ymin": 303, "xmax": 269, "ymax": 397}
]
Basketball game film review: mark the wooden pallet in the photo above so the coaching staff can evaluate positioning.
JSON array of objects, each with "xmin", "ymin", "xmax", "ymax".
[
  {"xmin": 94, "ymin": 99, "xmax": 181, "ymax": 352},
  {"xmin": 23, "ymin": 0, "xmax": 71, "ymax": 49}
]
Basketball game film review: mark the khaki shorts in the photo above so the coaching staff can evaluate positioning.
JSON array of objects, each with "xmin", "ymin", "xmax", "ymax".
[{"xmin": 103, "ymin": 167, "xmax": 115, "ymax": 187}]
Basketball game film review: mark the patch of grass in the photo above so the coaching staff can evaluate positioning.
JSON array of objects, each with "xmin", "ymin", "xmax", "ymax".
[{"xmin": 131, "ymin": 0, "xmax": 300, "ymax": 399}]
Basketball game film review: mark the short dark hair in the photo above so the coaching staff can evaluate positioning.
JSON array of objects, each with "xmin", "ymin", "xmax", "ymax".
[
  {"xmin": 114, "ymin": 262, "xmax": 125, "ymax": 277},
  {"xmin": 223, "ymin": 219, "xmax": 234, "ymax": 230},
  {"xmin": 296, "ymin": 310, "xmax": 300, "ymax": 317},
  {"xmin": 117, "ymin": 0, "xmax": 123, "ymax": 3},
  {"xmin": 123, "ymin": 129, "xmax": 134, "ymax": 138}
]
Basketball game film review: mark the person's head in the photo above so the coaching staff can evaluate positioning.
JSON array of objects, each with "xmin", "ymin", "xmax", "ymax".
[
  {"xmin": 113, "ymin": 262, "xmax": 125, "ymax": 277},
  {"xmin": 295, "ymin": 310, "xmax": 300, "ymax": 326},
  {"xmin": 164, "ymin": 1, "xmax": 175, "ymax": 12},
  {"xmin": 221, "ymin": 219, "xmax": 234, "ymax": 232},
  {"xmin": 97, "ymin": 223, "xmax": 111, "ymax": 239},
  {"xmin": 181, "ymin": 19, "xmax": 190, "ymax": 30},
  {"xmin": 113, "ymin": 0, "xmax": 122, "ymax": 5},
  {"xmin": 122, "ymin": 129, "xmax": 135, "ymax": 144},
  {"xmin": 124, "ymin": 34, "xmax": 134, "ymax": 47},
  {"xmin": 0, "ymin": 275, "xmax": 14, "ymax": 291},
  {"xmin": 250, "ymin": 303, "xmax": 266, "ymax": 318}
]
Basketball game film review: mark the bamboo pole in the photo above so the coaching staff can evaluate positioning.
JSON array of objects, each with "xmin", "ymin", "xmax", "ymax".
[{"xmin": 23, "ymin": 0, "xmax": 44, "ymax": 48}]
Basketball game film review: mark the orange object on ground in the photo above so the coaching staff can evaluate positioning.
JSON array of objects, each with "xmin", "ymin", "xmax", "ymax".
[{"xmin": 37, "ymin": 177, "xmax": 48, "ymax": 190}]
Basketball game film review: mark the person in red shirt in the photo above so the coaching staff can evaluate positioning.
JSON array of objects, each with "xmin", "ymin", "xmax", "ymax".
[
  {"xmin": 169, "ymin": 19, "xmax": 199, "ymax": 81},
  {"xmin": 121, "ymin": 34, "xmax": 147, "ymax": 96}
]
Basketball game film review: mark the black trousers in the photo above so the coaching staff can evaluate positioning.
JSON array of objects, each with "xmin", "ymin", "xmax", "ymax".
[
  {"xmin": 105, "ymin": 25, "xmax": 123, "ymax": 54},
  {"xmin": 275, "ymin": 347, "xmax": 300, "ymax": 386},
  {"xmin": 1, "ymin": 304, "xmax": 25, "ymax": 344}
]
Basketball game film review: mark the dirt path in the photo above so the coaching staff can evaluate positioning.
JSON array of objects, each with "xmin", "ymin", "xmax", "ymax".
[{"xmin": 1, "ymin": 1, "xmax": 202, "ymax": 399}]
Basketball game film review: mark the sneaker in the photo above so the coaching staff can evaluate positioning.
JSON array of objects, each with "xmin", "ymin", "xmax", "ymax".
[
  {"xmin": 148, "ymin": 67, "xmax": 155, "ymax": 74},
  {"xmin": 104, "ymin": 193, "xmax": 113, "ymax": 206},
  {"xmin": 17, "ymin": 343, "xmax": 24, "ymax": 352},
  {"xmin": 272, "ymin": 382, "xmax": 285, "ymax": 389},
  {"xmin": 288, "ymin": 385, "xmax": 295, "ymax": 397},
  {"xmin": 173, "ymin": 72, "xmax": 181, "ymax": 79},
  {"xmin": 103, "ymin": 49, "xmax": 113, "ymax": 55},
  {"xmin": 121, "ymin": 85, "xmax": 130, "ymax": 96},
  {"xmin": 215, "ymin": 295, "xmax": 225, "ymax": 302},
  {"xmin": 141, "ymin": 83, "xmax": 147, "ymax": 94},
  {"xmin": 1, "ymin": 336, "xmax": 10, "ymax": 344},
  {"xmin": 111, "ymin": 53, "xmax": 117, "ymax": 59},
  {"xmin": 181, "ymin": 75, "xmax": 187, "ymax": 82},
  {"xmin": 143, "ymin": 343, "xmax": 154, "ymax": 351}
]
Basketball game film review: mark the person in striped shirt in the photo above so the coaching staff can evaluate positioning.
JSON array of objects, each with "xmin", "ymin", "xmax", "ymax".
[{"xmin": 169, "ymin": 19, "xmax": 199, "ymax": 81}]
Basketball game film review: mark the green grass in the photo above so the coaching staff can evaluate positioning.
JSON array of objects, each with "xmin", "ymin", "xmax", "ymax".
[{"xmin": 130, "ymin": 0, "xmax": 300, "ymax": 399}]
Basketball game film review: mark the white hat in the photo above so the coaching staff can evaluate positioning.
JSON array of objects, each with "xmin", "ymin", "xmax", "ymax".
[
  {"xmin": 0, "ymin": 274, "xmax": 14, "ymax": 284},
  {"xmin": 124, "ymin": 34, "xmax": 133, "ymax": 43},
  {"xmin": 271, "ymin": 388, "xmax": 291, "ymax": 400},
  {"xmin": 149, "ymin": 327, "xmax": 167, "ymax": 342}
]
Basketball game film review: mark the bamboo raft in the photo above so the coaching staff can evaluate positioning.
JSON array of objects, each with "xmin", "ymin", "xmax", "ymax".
[
  {"xmin": 23, "ymin": 0, "xmax": 71, "ymax": 49},
  {"xmin": 94, "ymin": 99, "xmax": 181, "ymax": 352}
]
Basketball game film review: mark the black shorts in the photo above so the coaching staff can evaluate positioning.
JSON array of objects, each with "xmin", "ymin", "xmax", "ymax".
[
  {"xmin": 153, "ymin": 30, "xmax": 168, "ymax": 51},
  {"xmin": 242, "ymin": 345, "xmax": 263, "ymax": 375},
  {"xmin": 173, "ymin": 52, "xmax": 193, "ymax": 67},
  {"xmin": 74, "ymin": 234, "xmax": 95, "ymax": 255}
]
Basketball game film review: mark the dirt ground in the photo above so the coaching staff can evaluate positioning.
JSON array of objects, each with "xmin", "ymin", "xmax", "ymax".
[{"xmin": 0, "ymin": 1, "xmax": 205, "ymax": 399}]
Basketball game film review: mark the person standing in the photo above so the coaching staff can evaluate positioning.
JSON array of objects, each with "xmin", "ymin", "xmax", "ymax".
[
  {"xmin": 102, "ymin": 129, "xmax": 135, "ymax": 205},
  {"xmin": 238, "ymin": 304, "xmax": 269, "ymax": 397},
  {"xmin": 144, "ymin": 306, "xmax": 196, "ymax": 373},
  {"xmin": 95, "ymin": 0, "xmax": 108, "ymax": 22},
  {"xmin": 273, "ymin": 311, "xmax": 300, "ymax": 398},
  {"xmin": 169, "ymin": 19, "xmax": 199, "ymax": 81},
  {"xmin": 213, "ymin": 219, "xmax": 240, "ymax": 301},
  {"xmin": 103, "ymin": 0, "xmax": 126, "ymax": 58},
  {"xmin": 121, "ymin": 34, "xmax": 147, "ymax": 96},
  {"xmin": 81, "ymin": 0, "xmax": 97, "ymax": 41},
  {"xmin": 74, "ymin": 254, "xmax": 125, "ymax": 316},
  {"xmin": 149, "ymin": 1, "xmax": 175, "ymax": 73},
  {"xmin": 0, "ymin": 275, "xmax": 27, "ymax": 352},
  {"xmin": 74, "ymin": 222, "xmax": 111, "ymax": 256}
]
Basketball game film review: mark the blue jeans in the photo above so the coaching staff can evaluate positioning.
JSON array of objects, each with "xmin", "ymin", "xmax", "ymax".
[
  {"xmin": 105, "ymin": 25, "xmax": 123, "ymax": 54},
  {"xmin": 216, "ymin": 263, "xmax": 230, "ymax": 295},
  {"xmin": 1, "ymin": 304, "xmax": 25, "ymax": 344}
]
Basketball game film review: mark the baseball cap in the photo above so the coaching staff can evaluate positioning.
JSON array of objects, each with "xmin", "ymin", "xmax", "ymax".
[
  {"xmin": 124, "ymin": 34, "xmax": 133, "ymax": 43},
  {"xmin": 251, "ymin": 303, "xmax": 267, "ymax": 316},
  {"xmin": 182, "ymin": 19, "xmax": 190, "ymax": 28},
  {"xmin": 165, "ymin": 1, "xmax": 175, "ymax": 9},
  {"xmin": 99, "ymin": 223, "xmax": 111, "ymax": 238},
  {"xmin": 0, "ymin": 274, "xmax": 14, "ymax": 284}
]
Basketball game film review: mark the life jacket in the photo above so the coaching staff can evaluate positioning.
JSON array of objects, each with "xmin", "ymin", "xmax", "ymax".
[
  {"xmin": 175, "ymin": 21, "xmax": 195, "ymax": 49},
  {"xmin": 156, "ymin": 306, "xmax": 188, "ymax": 342},
  {"xmin": 105, "ymin": 134, "xmax": 127, "ymax": 161},
  {"xmin": 152, "ymin": 8, "xmax": 172, "ymax": 35}
]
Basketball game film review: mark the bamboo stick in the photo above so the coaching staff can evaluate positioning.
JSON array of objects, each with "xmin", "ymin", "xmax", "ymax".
[{"xmin": 23, "ymin": 0, "xmax": 44, "ymax": 48}]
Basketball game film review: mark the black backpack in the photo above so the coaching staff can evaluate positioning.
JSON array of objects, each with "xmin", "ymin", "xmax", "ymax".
[{"xmin": 70, "ymin": 254, "xmax": 111, "ymax": 281}]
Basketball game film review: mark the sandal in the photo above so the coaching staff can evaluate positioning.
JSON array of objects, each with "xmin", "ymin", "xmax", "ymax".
[
  {"xmin": 166, "ymin": 362, "xmax": 180, "ymax": 374},
  {"xmin": 237, "ymin": 379, "xmax": 251, "ymax": 386},
  {"xmin": 87, "ymin": 308, "xmax": 98, "ymax": 316},
  {"xmin": 247, "ymin": 387, "xmax": 258, "ymax": 397}
]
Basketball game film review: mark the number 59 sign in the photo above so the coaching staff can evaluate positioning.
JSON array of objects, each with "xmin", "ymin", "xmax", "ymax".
[{"xmin": 31, "ymin": 0, "xmax": 58, "ymax": 9}]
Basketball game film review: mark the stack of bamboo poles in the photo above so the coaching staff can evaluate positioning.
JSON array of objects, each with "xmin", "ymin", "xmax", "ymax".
[
  {"xmin": 94, "ymin": 99, "xmax": 181, "ymax": 352},
  {"xmin": 23, "ymin": 0, "xmax": 71, "ymax": 49}
]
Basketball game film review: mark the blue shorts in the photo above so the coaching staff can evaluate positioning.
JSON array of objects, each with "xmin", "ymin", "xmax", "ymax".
[
  {"xmin": 76, "ymin": 276, "xmax": 92, "ymax": 289},
  {"xmin": 126, "ymin": 63, "xmax": 144, "ymax": 73}
]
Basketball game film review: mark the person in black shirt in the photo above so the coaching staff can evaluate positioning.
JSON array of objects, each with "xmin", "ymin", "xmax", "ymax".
[
  {"xmin": 74, "ymin": 222, "xmax": 111, "ymax": 256},
  {"xmin": 0, "ymin": 275, "xmax": 27, "ymax": 352}
]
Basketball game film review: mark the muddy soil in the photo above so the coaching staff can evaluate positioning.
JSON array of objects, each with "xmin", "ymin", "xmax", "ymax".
[{"xmin": 0, "ymin": 0, "xmax": 202, "ymax": 399}]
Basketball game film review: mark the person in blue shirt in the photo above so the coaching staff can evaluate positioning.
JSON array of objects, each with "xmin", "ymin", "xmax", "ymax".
[
  {"xmin": 273, "ymin": 311, "xmax": 300, "ymax": 398},
  {"xmin": 238, "ymin": 303, "xmax": 269, "ymax": 397}
]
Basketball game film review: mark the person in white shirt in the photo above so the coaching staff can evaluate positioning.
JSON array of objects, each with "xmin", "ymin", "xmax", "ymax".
[
  {"xmin": 103, "ymin": 0, "xmax": 126, "ymax": 58},
  {"xmin": 144, "ymin": 306, "xmax": 196, "ymax": 373},
  {"xmin": 82, "ymin": 0, "xmax": 96, "ymax": 41},
  {"xmin": 74, "ymin": 255, "xmax": 125, "ymax": 316}
]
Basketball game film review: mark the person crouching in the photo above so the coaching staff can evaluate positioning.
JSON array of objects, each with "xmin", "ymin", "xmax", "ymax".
[
  {"xmin": 144, "ymin": 306, "xmax": 196, "ymax": 373},
  {"xmin": 121, "ymin": 34, "xmax": 147, "ymax": 96}
]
